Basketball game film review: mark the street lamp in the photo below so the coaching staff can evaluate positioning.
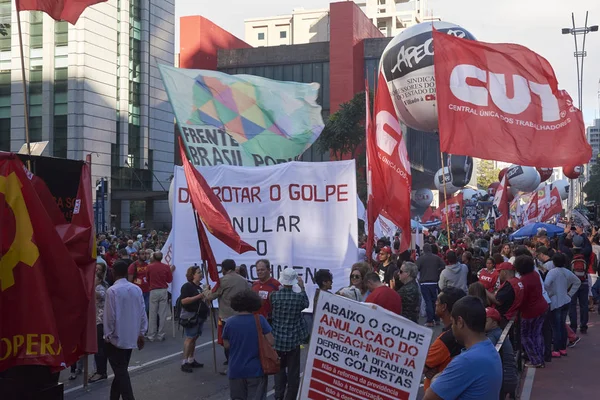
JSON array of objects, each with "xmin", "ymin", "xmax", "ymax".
[{"xmin": 562, "ymin": 12, "xmax": 597, "ymax": 215}]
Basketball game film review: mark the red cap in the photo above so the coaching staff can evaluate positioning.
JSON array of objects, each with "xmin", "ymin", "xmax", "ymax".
[
  {"xmin": 379, "ymin": 246, "xmax": 391, "ymax": 254},
  {"xmin": 496, "ymin": 262, "xmax": 514, "ymax": 271},
  {"xmin": 486, "ymin": 307, "xmax": 501, "ymax": 322}
]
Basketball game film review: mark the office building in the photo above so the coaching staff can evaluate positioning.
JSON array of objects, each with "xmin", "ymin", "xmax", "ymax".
[
  {"xmin": 587, "ymin": 118, "xmax": 600, "ymax": 178},
  {"xmin": 0, "ymin": 0, "xmax": 175, "ymax": 230},
  {"xmin": 244, "ymin": 0, "xmax": 439, "ymax": 47}
]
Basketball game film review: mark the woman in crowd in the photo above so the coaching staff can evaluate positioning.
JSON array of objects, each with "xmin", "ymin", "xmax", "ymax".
[
  {"xmin": 478, "ymin": 257, "xmax": 499, "ymax": 292},
  {"xmin": 89, "ymin": 270, "xmax": 109, "ymax": 382},
  {"xmin": 337, "ymin": 262, "xmax": 371, "ymax": 301},
  {"xmin": 514, "ymin": 255, "xmax": 548, "ymax": 368},
  {"xmin": 394, "ymin": 262, "xmax": 421, "ymax": 323},
  {"xmin": 179, "ymin": 266, "xmax": 209, "ymax": 373},
  {"xmin": 468, "ymin": 282, "xmax": 488, "ymax": 306},
  {"xmin": 501, "ymin": 244, "xmax": 512, "ymax": 262},
  {"xmin": 223, "ymin": 290, "xmax": 274, "ymax": 400},
  {"xmin": 544, "ymin": 253, "xmax": 581, "ymax": 357}
]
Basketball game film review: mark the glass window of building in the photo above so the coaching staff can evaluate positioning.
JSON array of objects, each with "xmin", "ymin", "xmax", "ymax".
[
  {"xmin": 258, "ymin": 32, "xmax": 265, "ymax": 40},
  {"xmin": 0, "ymin": 70, "xmax": 9, "ymax": 151},
  {"xmin": 0, "ymin": 0, "xmax": 11, "ymax": 71},
  {"xmin": 280, "ymin": 31, "xmax": 287, "ymax": 39},
  {"xmin": 54, "ymin": 21, "xmax": 69, "ymax": 157}
]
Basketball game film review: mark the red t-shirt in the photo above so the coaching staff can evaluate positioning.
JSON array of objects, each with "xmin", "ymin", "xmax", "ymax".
[
  {"xmin": 478, "ymin": 269, "xmax": 498, "ymax": 292},
  {"xmin": 146, "ymin": 262, "xmax": 173, "ymax": 290},
  {"xmin": 104, "ymin": 252, "xmax": 118, "ymax": 268},
  {"xmin": 519, "ymin": 272, "xmax": 548, "ymax": 319},
  {"xmin": 365, "ymin": 285, "xmax": 402, "ymax": 315},
  {"xmin": 128, "ymin": 261, "xmax": 150, "ymax": 293},
  {"xmin": 252, "ymin": 278, "xmax": 281, "ymax": 319}
]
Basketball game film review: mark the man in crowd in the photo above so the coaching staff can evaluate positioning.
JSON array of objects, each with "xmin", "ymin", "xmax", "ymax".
[
  {"xmin": 424, "ymin": 296, "xmax": 502, "ymax": 400},
  {"xmin": 422, "ymin": 287, "xmax": 466, "ymax": 391},
  {"xmin": 438, "ymin": 250, "xmax": 468, "ymax": 293},
  {"xmin": 251, "ymin": 259, "xmax": 281, "ymax": 323},
  {"xmin": 203, "ymin": 259, "xmax": 249, "ymax": 374},
  {"xmin": 536, "ymin": 246, "xmax": 555, "ymax": 272},
  {"xmin": 570, "ymin": 235, "xmax": 590, "ymax": 334},
  {"xmin": 271, "ymin": 268, "xmax": 309, "ymax": 400},
  {"xmin": 365, "ymin": 272, "xmax": 402, "ymax": 315},
  {"xmin": 486, "ymin": 262, "xmax": 523, "ymax": 325},
  {"xmin": 417, "ymin": 243, "xmax": 447, "ymax": 327},
  {"xmin": 376, "ymin": 246, "xmax": 397, "ymax": 285},
  {"xmin": 146, "ymin": 252, "xmax": 175, "ymax": 342},
  {"xmin": 105, "ymin": 245, "xmax": 118, "ymax": 269},
  {"xmin": 128, "ymin": 249, "xmax": 150, "ymax": 314},
  {"xmin": 313, "ymin": 269, "xmax": 333, "ymax": 313},
  {"xmin": 125, "ymin": 240, "xmax": 137, "ymax": 256},
  {"xmin": 103, "ymin": 260, "xmax": 147, "ymax": 400}
]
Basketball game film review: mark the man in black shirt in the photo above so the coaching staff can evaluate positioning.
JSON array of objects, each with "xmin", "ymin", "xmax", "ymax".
[{"xmin": 377, "ymin": 246, "xmax": 398, "ymax": 286}]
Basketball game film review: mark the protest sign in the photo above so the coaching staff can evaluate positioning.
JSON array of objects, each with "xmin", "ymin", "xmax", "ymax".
[
  {"xmin": 300, "ymin": 291, "xmax": 432, "ymax": 400},
  {"xmin": 170, "ymin": 161, "xmax": 359, "ymax": 308}
]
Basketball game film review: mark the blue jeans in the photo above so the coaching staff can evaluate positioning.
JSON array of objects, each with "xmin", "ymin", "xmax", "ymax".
[
  {"xmin": 569, "ymin": 283, "xmax": 589, "ymax": 331},
  {"xmin": 551, "ymin": 303, "xmax": 569, "ymax": 352},
  {"xmin": 420, "ymin": 283, "xmax": 439, "ymax": 323},
  {"xmin": 143, "ymin": 291, "xmax": 150, "ymax": 315}
]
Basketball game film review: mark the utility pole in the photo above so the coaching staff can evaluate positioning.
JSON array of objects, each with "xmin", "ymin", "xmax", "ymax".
[{"xmin": 562, "ymin": 12, "xmax": 598, "ymax": 216}]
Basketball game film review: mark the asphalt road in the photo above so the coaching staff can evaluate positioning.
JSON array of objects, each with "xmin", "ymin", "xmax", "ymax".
[{"xmin": 63, "ymin": 316, "xmax": 441, "ymax": 400}]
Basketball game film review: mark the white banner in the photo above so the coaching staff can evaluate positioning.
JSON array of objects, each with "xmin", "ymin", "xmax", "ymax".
[
  {"xmin": 300, "ymin": 291, "xmax": 432, "ymax": 400},
  {"xmin": 170, "ymin": 161, "xmax": 359, "ymax": 308}
]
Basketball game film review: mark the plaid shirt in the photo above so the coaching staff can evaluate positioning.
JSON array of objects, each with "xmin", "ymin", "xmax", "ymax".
[{"xmin": 270, "ymin": 287, "xmax": 309, "ymax": 352}]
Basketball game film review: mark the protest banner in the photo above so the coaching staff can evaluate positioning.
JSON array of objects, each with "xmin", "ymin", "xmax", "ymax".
[
  {"xmin": 170, "ymin": 161, "xmax": 359, "ymax": 308},
  {"xmin": 300, "ymin": 291, "xmax": 432, "ymax": 400}
]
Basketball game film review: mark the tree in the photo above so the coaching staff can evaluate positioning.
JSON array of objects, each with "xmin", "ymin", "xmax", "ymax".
[
  {"xmin": 583, "ymin": 163, "xmax": 600, "ymax": 203},
  {"xmin": 317, "ymin": 91, "xmax": 373, "ymax": 203},
  {"xmin": 477, "ymin": 159, "xmax": 500, "ymax": 189}
]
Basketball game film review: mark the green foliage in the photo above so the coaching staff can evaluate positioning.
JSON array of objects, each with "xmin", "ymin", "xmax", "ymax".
[
  {"xmin": 477, "ymin": 159, "xmax": 500, "ymax": 189},
  {"xmin": 583, "ymin": 163, "xmax": 600, "ymax": 203},
  {"xmin": 317, "ymin": 91, "xmax": 373, "ymax": 203}
]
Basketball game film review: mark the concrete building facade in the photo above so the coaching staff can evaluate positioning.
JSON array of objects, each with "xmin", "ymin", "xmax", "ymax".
[
  {"xmin": 587, "ymin": 118, "xmax": 600, "ymax": 179},
  {"xmin": 243, "ymin": 0, "xmax": 439, "ymax": 46},
  {"xmin": 0, "ymin": 0, "xmax": 175, "ymax": 231}
]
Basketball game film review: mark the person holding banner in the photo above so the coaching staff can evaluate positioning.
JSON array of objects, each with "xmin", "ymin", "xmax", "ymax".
[
  {"xmin": 424, "ymin": 296, "xmax": 502, "ymax": 400},
  {"xmin": 179, "ymin": 266, "xmax": 209, "ymax": 373}
]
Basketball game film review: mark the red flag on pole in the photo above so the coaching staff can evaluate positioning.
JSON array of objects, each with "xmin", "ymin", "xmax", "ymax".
[
  {"xmin": 16, "ymin": 0, "xmax": 107, "ymax": 24},
  {"xmin": 522, "ymin": 191, "xmax": 540, "ymax": 225},
  {"xmin": 178, "ymin": 138, "xmax": 255, "ymax": 283},
  {"xmin": 366, "ymin": 73, "xmax": 412, "ymax": 253},
  {"xmin": 432, "ymin": 194, "xmax": 464, "ymax": 228},
  {"xmin": 433, "ymin": 30, "xmax": 591, "ymax": 168},
  {"xmin": 538, "ymin": 187, "xmax": 563, "ymax": 222},
  {"xmin": 492, "ymin": 176, "xmax": 510, "ymax": 231}
]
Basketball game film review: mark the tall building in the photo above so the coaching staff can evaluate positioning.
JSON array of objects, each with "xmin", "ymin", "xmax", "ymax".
[
  {"xmin": 244, "ymin": 0, "xmax": 439, "ymax": 47},
  {"xmin": 0, "ymin": 0, "xmax": 175, "ymax": 230},
  {"xmin": 587, "ymin": 118, "xmax": 600, "ymax": 178}
]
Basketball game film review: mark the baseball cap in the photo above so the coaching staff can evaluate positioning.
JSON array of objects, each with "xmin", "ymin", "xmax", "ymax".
[
  {"xmin": 379, "ymin": 246, "xmax": 392, "ymax": 254},
  {"xmin": 486, "ymin": 307, "xmax": 501, "ymax": 322},
  {"xmin": 496, "ymin": 262, "xmax": 515, "ymax": 271},
  {"xmin": 572, "ymin": 235, "xmax": 584, "ymax": 249}
]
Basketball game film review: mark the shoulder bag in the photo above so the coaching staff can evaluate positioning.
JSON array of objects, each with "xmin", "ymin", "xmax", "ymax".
[{"xmin": 254, "ymin": 314, "xmax": 280, "ymax": 375}]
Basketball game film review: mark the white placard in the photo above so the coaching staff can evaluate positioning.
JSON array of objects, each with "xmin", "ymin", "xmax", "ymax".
[
  {"xmin": 300, "ymin": 291, "xmax": 432, "ymax": 400},
  {"xmin": 170, "ymin": 161, "xmax": 359, "ymax": 308}
]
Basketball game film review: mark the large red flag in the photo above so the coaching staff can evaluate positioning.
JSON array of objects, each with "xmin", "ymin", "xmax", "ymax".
[
  {"xmin": 367, "ymin": 73, "xmax": 412, "ymax": 252},
  {"xmin": 522, "ymin": 192, "xmax": 539, "ymax": 225},
  {"xmin": 492, "ymin": 176, "xmax": 510, "ymax": 231},
  {"xmin": 538, "ymin": 187, "xmax": 563, "ymax": 222},
  {"xmin": 432, "ymin": 193, "xmax": 464, "ymax": 227},
  {"xmin": 16, "ymin": 0, "xmax": 107, "ymax": 24},
  {"xmin": 433, "ymin": 30, "xmax": 591, "ymax": 168},
  {"xmin": 0, "ymin": 154, "xmax": 90, "ymax": 372},
  {"xmin": 178, "ymin": 138, "xmax": 255, "ymax": 283}
]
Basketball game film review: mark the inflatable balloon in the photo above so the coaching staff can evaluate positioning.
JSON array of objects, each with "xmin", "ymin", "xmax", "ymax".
[
  {"xmin": 488, "ymin": 182, "xmax": 500, "ymax": 197},
  {"xmin": 434, "ymin": 167, "xmax": 460, "ymax": 195},
  {"xmin": 563, "ymin": 165, "xmax": 583, "ymax": 180},
  {"xmin": 379, "ymin": 21, "xmax": 476, "ymax": 132},
  {"xmin": 461, "ymin": 188, "xmax": 478, "ymax": 201},
  {"xmin": 448, "ymin": 155, "xmax": 474, "ymax": 187},
  {"xmin": 509, "ymin": 186, "xmax": 520, "ymax": 198},
  {"xmin": 168, "ymin": 178, "xmax": 174, "ymax": 214},
  {"xmin": 413, "ymin": 188, "xmax": 434, "ymax": 208},
  {"xmin": 549, "ymin": 179, "xmax": 569, "ymax": 201},
  {"xmin": 498, "ymin": 168, "xmax": 508, "ymax": 182},
  {"xmin": 477, "ymin": 189, "xmax": 488, "ymax": 199},
  {"xmin": 506, "ymin": 165, "xmax": 541, "ymax": 193},
  {"xmin": 537, "ymin": 167, "xmax": 553, "ymax": 182}
]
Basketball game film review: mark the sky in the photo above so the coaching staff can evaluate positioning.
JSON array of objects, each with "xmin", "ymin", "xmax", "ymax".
[{"xmin": 175, "ymin": 0, "xmax": 600, "ymax": 125}]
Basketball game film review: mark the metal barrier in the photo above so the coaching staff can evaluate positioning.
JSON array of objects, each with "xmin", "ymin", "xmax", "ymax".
[{"xmin": 495, "ymin": 314, "xmax": 523, "ymax": 373}]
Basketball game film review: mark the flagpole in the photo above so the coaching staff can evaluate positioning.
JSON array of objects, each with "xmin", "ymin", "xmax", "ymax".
[
  {"xmin": 439, "ymin": 152, "xmax": 452, "ymax": 245},
  {"xmin": 16, "ymin": 9, "xmax": 32, "ymax": 166}
]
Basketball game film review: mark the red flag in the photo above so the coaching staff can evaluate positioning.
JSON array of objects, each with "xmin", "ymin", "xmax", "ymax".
[
  {"xmin": 16, "ymin": 0, "xmax": 107, "ymax": 24},
  {"xmin": 522, "ymin": 191, "xmax": 539, "ymax": 225},
  {"xmin": 178, "ymin": 138, "xmax": 255, "ymax": 282},
  {"xmin": 421, "ymin": 206, "xmax": 434, "ymax": 223},
  {"xmin": 433, "ymin": 30, "xmax": 591, "ymax": 168},
  {"xmin": 538, "ymin": 187, "xmax": 563, "ymax": 222},
  {"xmin": 492, "ymin": 176, "xmax": 509, "ymax": 230},
  {"xmin": 0, "ymin": 154, "xmax": 90, "ymax": 372},
  {"xmin": 367, "ymin": 73, "xmax": 412, "ymax": 252},
  {"xmin": 466, "ymin": 219, "xmax": 475, "ymax": 233},
  {"xmin": 432, "ymin": 194, "xmax": 464, "ymax": 227}
]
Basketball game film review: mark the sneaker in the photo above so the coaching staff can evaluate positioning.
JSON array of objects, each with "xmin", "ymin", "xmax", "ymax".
[
  {"xmin": 219, "ymin": 367, "xmax": 228, "ymax": 376},
  {"xmin": 559, "ymin": 350, "xmax": 567, "ymax": 356},
  {"xmin": 568, "ymin": 337, "xmax": 581, "ymax": 348},
  {"xmin": 68, "ymin": 373, "xmax": 77, "ymax": 381},
  {"xmin": 551, "ymin": 351, "xmax": 561, "ymax": 358},
  {"xmin": 190, "ymin": 361, "xmax": 204, "ymax": 368},
  {"xmin": 181, "ymin": 363, "xmax": 193, "ymax": 373},
  {"xmin": 580, "ymin": 327, "xmax": 588, "ymax": 334}
]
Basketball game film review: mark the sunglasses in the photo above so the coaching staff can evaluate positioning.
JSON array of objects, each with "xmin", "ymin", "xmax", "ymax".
[{"xmin": 350, "ymin": 274, "xmax": 361, "ymax": 279}]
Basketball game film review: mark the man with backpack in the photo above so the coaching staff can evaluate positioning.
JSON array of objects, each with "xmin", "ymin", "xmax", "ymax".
[{"xmin": 569, "ymin": 235, "xmax": 590, "ymax": 334}]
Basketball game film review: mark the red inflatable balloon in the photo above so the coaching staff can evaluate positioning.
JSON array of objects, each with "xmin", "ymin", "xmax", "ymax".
[
  {"xmin": 498, "ymin": 168, "xmax": 508, "ymax": 182},
  {"xmin": 488, "ymin": 182, "xmax": 500, "ymax": 197},
  {"xmin": 563, "ymin": 165, "xmax": 583, "ymax": 180},
  {"xmin": 537, "ymin": 167, "xmax": 553, "ymax": 182}
]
